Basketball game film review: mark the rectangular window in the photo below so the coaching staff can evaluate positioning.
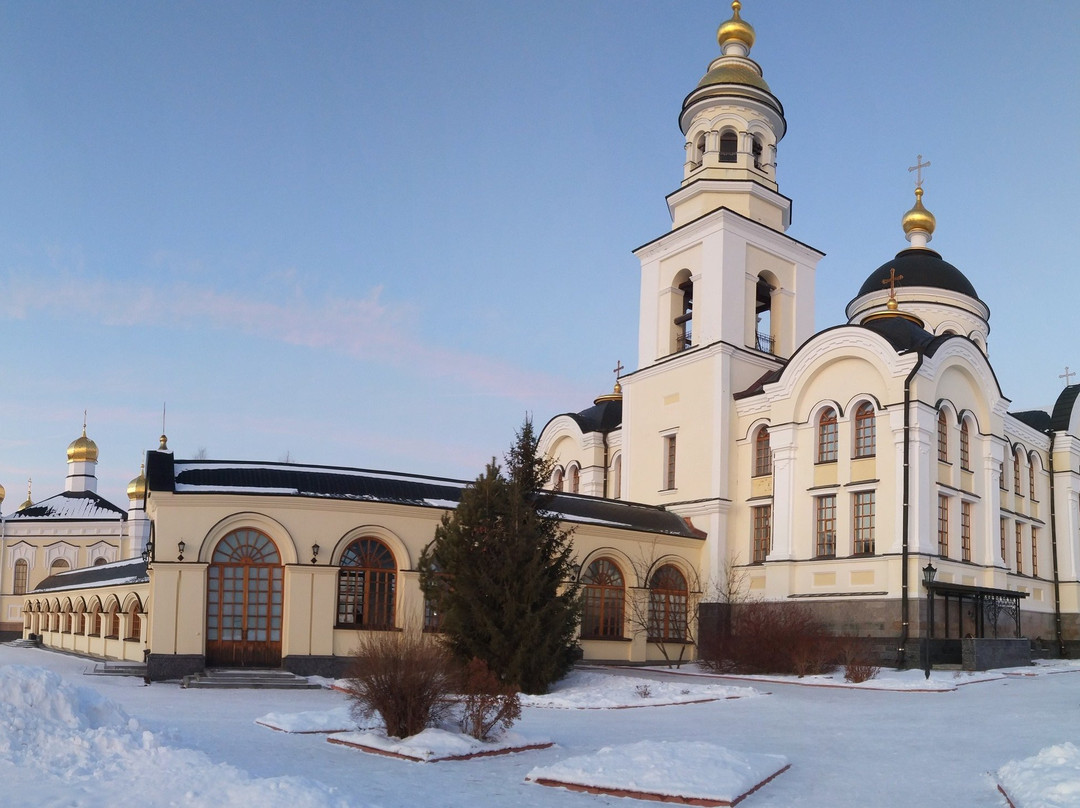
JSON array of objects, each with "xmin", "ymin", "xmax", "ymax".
[
  {"xmin": 853, "ymin": 491, "xmax": 875, "ymax": 555},
  {"xmin": 1032, "ymin": 527, "xmax": 1039, "ymax": 577},
  {"xmin": 13, "ymin": 561, "xmax": 27, "ymax": 596},
  {"xmin": 937, "ymin": 495, "xmax": 949, "ymax": 557},
  {"xmin": 1015, "ymin": 522, "xmax": 1024, "ymax": 574},
  {"xmin": 1000, "ymin": 518, "xmax": 1008, "ymax": 567},
  {"xmin": 663, "ymin": 434, "xmax": 677, "ymax": 490},
  {"xmin": 752, "ymin": 505, "xmax": 772, "ymax": 563},
  {"xmin": 815, "ymin": 495, "xmax": 837, "ymax": 557},
  {"xmin": 961, "ymin": 501, "xmax": 972, "ymax": 562}
]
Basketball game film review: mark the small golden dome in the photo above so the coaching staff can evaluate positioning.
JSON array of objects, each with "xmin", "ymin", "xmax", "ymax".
[
  {"xmin": 17, "ymin": 479, "xmax": 32, "ymax": 512},
  {"xmin": 886, "ymin": 297, "xmax": 899, "ymax": 311},
  {"xmin": 593, "ymin": 380, "xmax": 623, "ymax": 405},
  {"xmin": 717, "ymin": 1, "xmax": 756, "ymax": 51},
  {"xmin": 127, "ymin": 465, "xmax": 147, "ymax": 501},
  {"xmin": 159, "ymin": 434, "xmax": 169, "ymax": 451},
  {"xmin": 67, "ymin": 426, "xmax": 99, "ymax": 464},
  {"xmin": 0, "ymin": 481, "xmax": 6, "ymax": 506},
  {"xmin": 902, "ymin": 187, "xmax": 936, "ymax": 237}
]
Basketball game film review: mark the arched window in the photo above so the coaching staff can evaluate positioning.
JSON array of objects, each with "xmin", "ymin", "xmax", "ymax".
[
  {"xmin": 1030, "ymin": 458, "xmax": 1038, "ymax": 501},
  {"xmin": 854, "ymin": 402, "xmax": 876, "ymax": 458},
  {"xmin": 937, "ymin": 411, "xmax": 949, "ymax": 462},
  {"xmin": 753, "ymin": 427, "xmax": 772, "ymax": 477},
  {"xmin": 611, "ymin": 455, "xmax": 622, "ymax": 500},
  {"xmin": 694, "ymin": 132, "xmax": 707, "ymax": 166},
  {"xmin": 73, "ymin": 605, "xmax": 85, "ymax": 635},
  {"xmin": 93, "ymin": 557, "xmax": 108, "ymax": 566},
  {"xmin": 338, "ymin": 538, "xmax": 397, "ymax": 629},
  {"xmin": 13, "ymin": 559, "xmax": 27, "ymax": 596},
  {"xmin": 959, "ymin": 420, "xmax": 971, "ymax": 471},
  {"xmin": 648, "ymin": 565, "xmax": 688, "ymax": 642},
  {"xmin": 1014, "ymin": 452, "xmax": 1023, "ymax": 494},
  {"xmin": 568, "ymin": 464, "xmax": 580, "ymax": 494},
  {"xmin": 817, "ymin": 408, "xmax": 838, "ymax": 463},
  {"xmin": 88, "ymin": 603, "xmax": 102, "ymax": 637},
  {"xmin": 719, "ymin": 130, "xmax": 737, "ymax": 163},
  {"xmin": 50, "ymin": 558, "xmax": 70, "ymax": 573},
  {"xmin": 126, "ymin": 607, "xmax": 141, "ymax": 641},
  {"xmin": 755, "ymin": 275, "xmax": 774, "ymax": 353},
  {"xmin": 106, "ymin": 603, "xmax": 120, "ymax": 639},
  {"xmin": 751, "ymin": 135, "xmax": 763, "ymax": 169},
  {"xmin": 580, "ymin": 559, "xmax": 625, "ymax": 639},
  {"xmin": 551, "ymin": 467, "xmax": 564, "ymax": 492},
  {"xmin": 675, "ymin": 277, "xmax": 693, "ymax": 351}
]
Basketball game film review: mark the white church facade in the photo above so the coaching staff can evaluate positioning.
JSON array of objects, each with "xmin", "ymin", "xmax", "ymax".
[{"xmin": 6, "ymin": 3, "xmax": 1080, "ymax": 677}]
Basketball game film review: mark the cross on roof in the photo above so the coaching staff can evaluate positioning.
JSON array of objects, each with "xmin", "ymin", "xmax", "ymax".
[
  {"xmin": 881, "ymin": 267, "xmax": 904, "ymax": 297},
  {"xmin": 613, "ymin": 360, "xmax": 624, "ymax": 380},
  {"xmin": 1061, "ymin": 366, "xmax": 1076, "ymax": 386},
  {"xmin": 908, "ymin": 154, "xmax": 931, "ymax": 189}
]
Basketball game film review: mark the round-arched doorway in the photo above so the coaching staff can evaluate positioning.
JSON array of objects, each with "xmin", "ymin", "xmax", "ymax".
[{"xmin": 206, "ymin": 528, "xmax": 284, "ymax": 668}]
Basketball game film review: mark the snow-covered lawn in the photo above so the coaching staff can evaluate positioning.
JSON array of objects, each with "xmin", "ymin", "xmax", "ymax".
[{"xmin": 3, "ymin": 643, "xmax": 1080, "ymax": 807}]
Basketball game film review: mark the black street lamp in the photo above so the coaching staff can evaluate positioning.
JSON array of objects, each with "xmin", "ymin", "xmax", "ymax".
[
  {"xmin": 177, "ymin": 540, "xmax": 186, "ymax": 562},
  {"xmin": 922, "ymin": 562, "xmax": 937, "ymax": 679},
  {"xmin": 311, "ymin": 543, "xmax": 320, "ymax": 564}
]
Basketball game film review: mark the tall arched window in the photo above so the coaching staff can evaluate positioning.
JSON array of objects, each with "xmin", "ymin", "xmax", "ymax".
[
  {"xmin": 817, "ymin": 408, "xmax": 838, "ymax": 463},
  {"xmin": 1014, "ymin": 451, "xmax": 1023, "ymax": 493},
  {"xmin": 694, "ymin": 132, "xmax": 707, "ymax": 167},
  {"xmin": 719, "ymin": 130, "xmax": 737, "ymax": 163},
  {"xmin": 581, "ymin": 559, "xmax": 625, "ymax": 639},
  {"xmin": 854, "ymin": 402, "xmax": 876, "ymax": 458},
  {"xmin": 13, "ymin": 559, "xmax": 27, "ymax": 596},
  {"xmin": 338, "ymin": 538, "xmax": 397, "ymax": 629},
  {"xmin": 755, "ymin": 275, "xmax": 774, "ymax": 353},
  {"xmin": 959, "ymin": 421, "xmax": 971, "ymax": 471},
  {"xmin": 568, "ymin": 464, "xmax": 580, "ymax": 494},
  {"xmin": 648, "ymin": 565, "xmax": 688, "ymax": 642},
  {"xmin": 937, "ymin": 411, "xmax": 949, "ymax": 462},
  {"xmin": 753, "ymin": 427, "xmax": 772, "ymax": 477},
  {"xmin": 611, "ymin": 455, "xmax": 622, "ymax": 500},
  {"xmin": 551, "ymin": 467, "xmax": 564, "ymax": 492},
  {"xmin": 751, "ymin": 135, "xmax": 763, "ymax": 169},
  {"xmin": 125, "ymin": 600, "xmax": 142, "ymax": 641},
  {"xmin": 1030, "ymin": 458, "xmax": 1038, "ymax": 501},
  {"xmin": 675, "ymin": 277, "xmax": 693, "ymax": 351}
]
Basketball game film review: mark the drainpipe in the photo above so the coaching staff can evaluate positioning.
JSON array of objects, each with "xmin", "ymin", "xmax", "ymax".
[
  {"xmin": 898, "ymin": 352, "xmax": 925, "ymax": 668},
  {"xmin": 602, "ymin": 431, "xmax": 610, "ymax": 498},
  {"xmin": 1047, "ymin": 431, "xmax": 1066, "ymax": 656}
]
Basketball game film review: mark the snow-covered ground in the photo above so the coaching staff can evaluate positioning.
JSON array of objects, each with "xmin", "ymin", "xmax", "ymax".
[{"xmin": 2, "ymin": 644, "xmax": 1079, "ymax": 807}]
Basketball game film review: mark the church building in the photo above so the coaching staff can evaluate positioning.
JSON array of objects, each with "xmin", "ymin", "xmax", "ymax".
[{"xmin": 9, "ymin": 3, "xmax": 1080, "ymax": 678}]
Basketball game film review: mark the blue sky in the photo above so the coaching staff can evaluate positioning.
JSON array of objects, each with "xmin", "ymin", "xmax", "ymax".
[{"xmin": 2, "ymin": 1, "xmax": 1078, "ymax": 508}]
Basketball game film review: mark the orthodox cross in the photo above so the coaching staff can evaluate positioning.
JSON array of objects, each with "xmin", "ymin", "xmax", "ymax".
[
  {"xmin": 1061, "ymin": 366, "xmax": 1076, "ymax": 386},
  {"xmin": 613, "ymin": 360, "xmax": 624, "ymax": 381},
  {"xmin": 881, "ymin": 267, "xmax": 903, "ymax": 298},
  {"xmin": 908, "ymin": 154, "xmax": 931, "ymax": 188}
]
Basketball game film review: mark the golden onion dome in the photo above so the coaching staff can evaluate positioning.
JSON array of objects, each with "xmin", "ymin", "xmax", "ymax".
[
  {"xmin": 717, "ymin": 1, "xmax": 755, "ymax": 51},
  {"xmin": 696, "ymin": 62, "xmax": 772, "ymax": 93},
  {"xmin": 17, "ymin": 479, "xmax": 32, "ymax": 512},
  {"xmin": 0, "ymin": 481, "xmax": 5, "ymax": 506},
  {"xmin": 127, "ymin": 465, "xmax": 147, "ymax": 501},
  {"xmin": 67, "ymin": 427, "xmax": 99, "ymax": 464},
  {"xmin": 902, "ymin": 187, "xmax": 936, "ymax": 237}
]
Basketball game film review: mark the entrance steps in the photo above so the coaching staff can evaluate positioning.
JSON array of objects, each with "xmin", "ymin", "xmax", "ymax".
[
  {"xmin": 4, "ymin": 638, "xmax": 42, "ymax": 649},
  {"xmin": 90, "ymin": 661, "xmax": 147, "ymax": 678},
  {"xmin": 182, "ymin": 668, "xmax": 321, "ymax": 690}
]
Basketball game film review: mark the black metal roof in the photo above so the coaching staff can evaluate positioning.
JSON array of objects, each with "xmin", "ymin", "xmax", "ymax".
[
  {"xmin": 146, "ymin": 453, "xmax": 701, "ymax": 539},
  {"xmin": 7, "ymin": 490, "xmax": 127, "ymax": 521},
  {"xmin": 30, "ymin": 557, "xmax": 147, "ymax": 595},
  {"xmin": 1050, "ymin": 385, "xmax": 1080, "ymax": 432},
  {"xmin": 1010, "ymin": 410, "xmax": 1052, "ymax": 433},
  {"xmin": 860, "ymin": 316, "xmax": 944, "ymax": 355},
  {"xmin": 855, "ymin": 248, "xmax": 982, "ymax": 301},
  {"xmin": 566, "ymin": 398, "xmax": 622, "ymax": 434}
]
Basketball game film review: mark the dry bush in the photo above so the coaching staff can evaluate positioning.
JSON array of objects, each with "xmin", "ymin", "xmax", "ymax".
[
  {"xmin": 701, "ymin": 600, "xmax": 836, "ymax": 676},
  {"xmin": 345, "ymin": 631, "xmax": 456, "ymax": 739},
  {"xmin": 837, "ymin": 637, "xmax": 880, "ymax": 683},
  {"xmin": 457, "ymin": 657, "xmax": 521, "ymax": 741}
]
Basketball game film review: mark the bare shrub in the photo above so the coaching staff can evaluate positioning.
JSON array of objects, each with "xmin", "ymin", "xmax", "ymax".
[
  {"xmin": 701, "ymin": 600, "xmax": 836, "ymax": 675},
  {"xmin": 837, "ymin": 637, "xmax": 880, "ymax": 683},
  {"xmin": 634, "ymin": 683, "xmax": 652, "ymax": 699},
  {"xmin": 457, "ymin": 657, "xmax": 521, "ymax": 741},
  {"xmin": 345, "ymin": 631, "xmax": 456, "ymax": 739}
]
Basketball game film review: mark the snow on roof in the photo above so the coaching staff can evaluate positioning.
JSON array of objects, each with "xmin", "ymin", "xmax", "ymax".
[
  {"xmin": 29, "ymin": 556, "xmax": 147, "ymax": 594},
  {"xmin": 7, "ymin": 491, "xmax": 126, "ymax": 521}
]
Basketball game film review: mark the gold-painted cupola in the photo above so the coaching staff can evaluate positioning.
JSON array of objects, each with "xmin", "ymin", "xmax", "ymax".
[{"xmin": 670, "ymin": 1, "xmax": 789, "ymax": 231}]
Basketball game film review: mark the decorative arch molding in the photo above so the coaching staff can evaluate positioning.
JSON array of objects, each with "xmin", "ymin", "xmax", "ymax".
[
  {"xmin": 87, "ymin": 595, "xmax": 103, "ymax": 612},
  {"xmin": 575, "ymin": 547, "xmax": 640, "ymax": 588},
  {"xmin": 956, "ymin": 408, "xmax": 982, "ymax": 434},
  {"xmin": 44, "ymin": 542, "xmax": 78, "ymax": 570},
  {"xmin": 641, "ymin": 554, "xmax": 699, "ymax": 591},
  {"xmin": 747, "ymin": 327, "xmax": 915, "ymax": 413},
  {"xmin": 331, "ymin": 525, "xmax": 411, "ymax": 571},
  {"xmin": 8, "ymin": 541, "xmax": 35, "ymax": 568},
  {"xmin": 88, "ymin": 541, "xmax": 118, "ymax": 564},
  {"xmin": 933, "ymin": 398, "xmax": 960, "ymax": 422},
  {"xmin": 198, "ymin": 512, "xmax": 298, "ymax": 565},
  {"xmin": 739, "ymin": 417, "xmax": 773, "ymax": 444},
  {"xmin": 919, "ymin": 340, "xmax": 1008, "ymax": 410},
  {"xmin": 538, "ymin": 415, "xmax": 586, "ymax": 457},
  {"xmin": 804, "ymin": 398, "xmax": 845, "ymax": 426},
  {"xmin": 60, "ymin": 597, "xmax": 73, "ymax": 612},
  {"xmin": 845, "ymin": 393, "xmax": 884, "ymax": 414},
  {"xmin": 102, "ymin": 594, "xmax": 122, "ymax": 613},
  {"xmin": 122, "ymin": 592, "xmax": 144, "ymax": 614}
]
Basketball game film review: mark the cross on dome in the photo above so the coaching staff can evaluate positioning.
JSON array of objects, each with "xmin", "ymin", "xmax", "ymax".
[
  {"xmin": 908, "ymin": 154, "xmax": 931, "ymax": 189},
  {"xmin": 1061, "ymin": 366, "xmax": 1076, "ymax": 386}
]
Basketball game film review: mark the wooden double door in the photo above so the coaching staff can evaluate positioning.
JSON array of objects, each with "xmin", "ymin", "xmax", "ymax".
[{"xmin": 206, "ymin": 529, "xmax": 284, "ymax": 668}]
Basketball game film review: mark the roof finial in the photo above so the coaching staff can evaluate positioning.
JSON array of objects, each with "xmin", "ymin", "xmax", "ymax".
[
  {"xmin": 159, "ymin": 402, "xmax": 168, "ymax": 451},
  {"xmin": 902, "ymin": 156, "xmax": 936, "ymax": 249},
  {"xmin": 1061, "ymin": 366, "xmax": 1076, "ymax": 387},
  {"xmin": 18, "ymin": 478, "xmax": 33, "ymax": 511},
  {"xmin": 717, "ymin": 0, "xmax": 756, "ymax": 56},
  {"xmin": 881, "ymin": 267, "xmax": 904, "ymax": 311},
  {"xmin": 908, "ymin": 153, "xmax": 931, "ymax": 189},
  {"xmin": 82, "ymin": 409, "xmax": 88, "ymax": 436}
]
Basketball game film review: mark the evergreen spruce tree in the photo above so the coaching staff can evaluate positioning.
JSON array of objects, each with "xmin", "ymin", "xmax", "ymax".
[{"xmin": 419, "ymin": 419, "xmax": 581, "ymax": 695}]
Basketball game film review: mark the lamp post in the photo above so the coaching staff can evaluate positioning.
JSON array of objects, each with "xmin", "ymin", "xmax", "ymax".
[{"xmin": 922, "ymin": 562, "xmax": 937, "ymax": 679}]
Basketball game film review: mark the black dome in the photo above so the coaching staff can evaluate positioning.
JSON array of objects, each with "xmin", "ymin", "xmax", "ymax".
[{"xmin": 856, "ymin": 248, "xmax": 980, "ymax": 300}]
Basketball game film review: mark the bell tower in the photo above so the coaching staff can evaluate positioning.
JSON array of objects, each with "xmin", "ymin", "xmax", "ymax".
[{"xmin": 621, "ymin": 3, "xmax": 823, "ymax": 583}]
